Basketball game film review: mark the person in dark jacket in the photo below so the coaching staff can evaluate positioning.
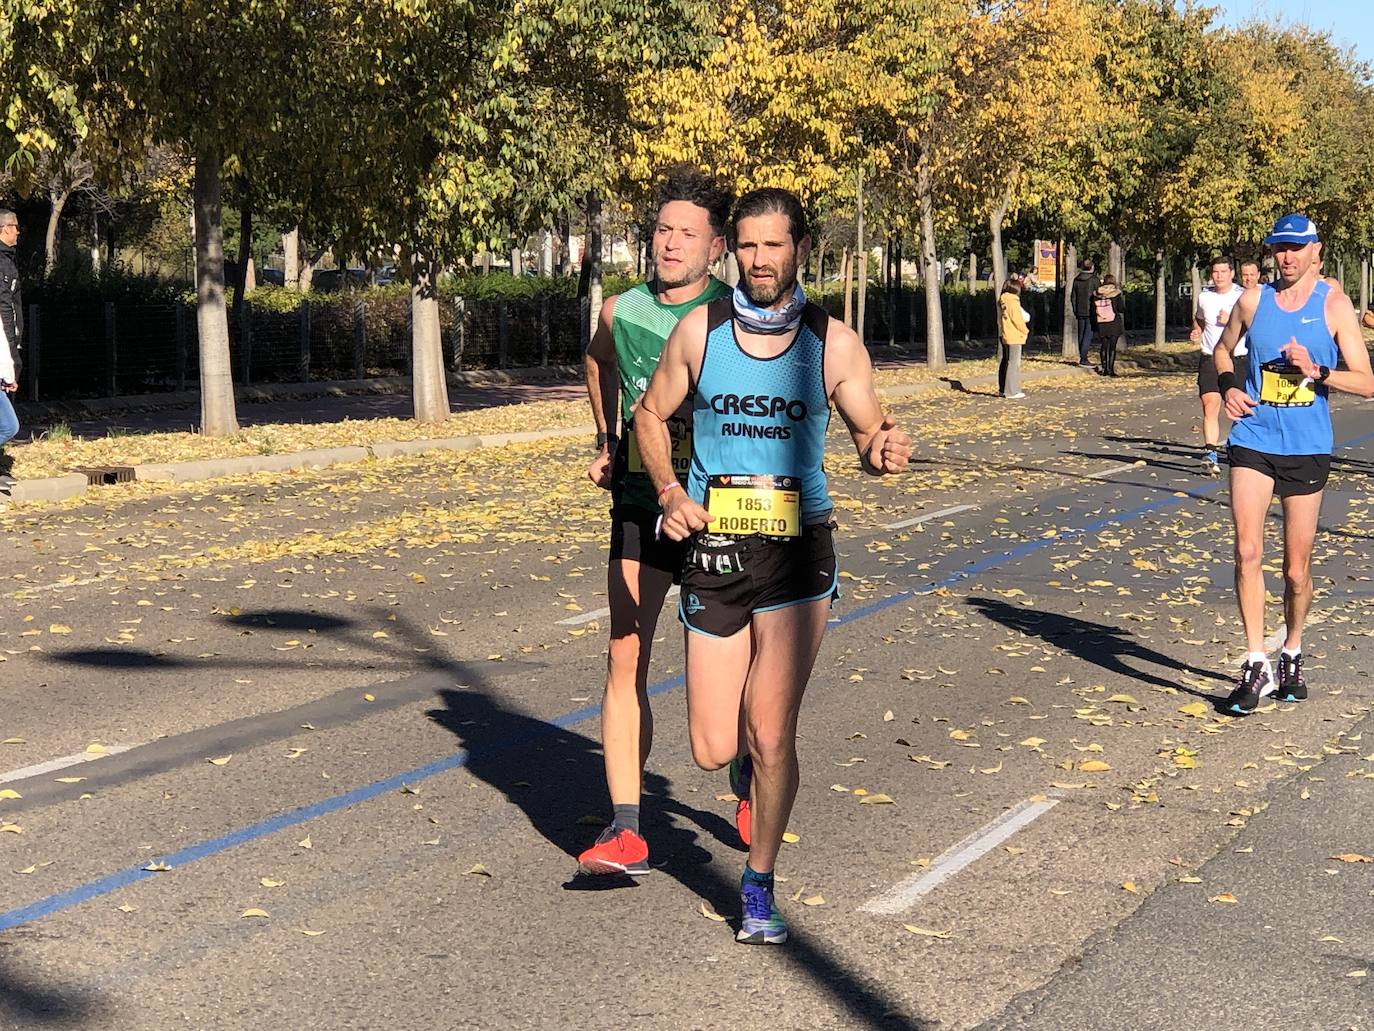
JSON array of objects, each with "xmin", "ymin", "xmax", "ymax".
[
  {"xmin": 1090, "ymin": 274, "xmax": 1125, "ymax": 376},
  {"xmin": 0, "ymin": 209, "xmax": 23, "ymax": 482},
  {"xmin": 1070, "ymin": 259, "xmax": 1100, "ymax": 366}
]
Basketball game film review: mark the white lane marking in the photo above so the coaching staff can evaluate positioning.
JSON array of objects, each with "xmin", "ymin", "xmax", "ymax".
[
  {"xmin": 0, "ymin": 744, "xmax": 140, "ymax": 785},
  {"xmin": 883, "ymin": 504, "xmax": 977, "ymax": 532},
  {"xmin": 860, "ymin": 796, "xmax": 1060, "ymax": 915},
  {"xmin": 557, "ymin": 586, "xmax": 680, "ymax": 626},
  {"xmin": 1084, "ymin": 461, "xmax": 1141, "ymax": 480}
]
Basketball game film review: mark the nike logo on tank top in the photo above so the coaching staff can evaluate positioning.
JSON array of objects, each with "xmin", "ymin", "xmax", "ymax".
[
  {"xmin": 1227, "ymin": 280, "xmax": 1338, "ymax": 456},
  {"xmin": 688, "ymin": 297, "xmax": 832, "ymax": 532}
]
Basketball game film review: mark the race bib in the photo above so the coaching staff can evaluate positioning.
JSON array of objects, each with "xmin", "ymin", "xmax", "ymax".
[
  {"xmin": 1258, "ymin": 360, "xmax": 1316, "ymax": 407},
  {"xmin": 706, "ymin": 474, "xmax": 801, "ymax": 538},
  {"xmin": 627, "ymin": 422, "xmax": 692, "ymax": 480}
]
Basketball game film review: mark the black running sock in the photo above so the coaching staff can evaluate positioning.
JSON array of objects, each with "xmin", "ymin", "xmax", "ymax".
[
  {"xmin": 611, "ymin": 803, "xmax": 640, "ymax": 836},
  {"xmin": 742, "ymin": 864, "xmax": 774, "ymax": 889}
]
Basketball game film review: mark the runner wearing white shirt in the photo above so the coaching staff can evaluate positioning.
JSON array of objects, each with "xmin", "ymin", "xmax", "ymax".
[{"xmin": 1191, "ymin": 256, "xmax": 1246, "ymax": 475}]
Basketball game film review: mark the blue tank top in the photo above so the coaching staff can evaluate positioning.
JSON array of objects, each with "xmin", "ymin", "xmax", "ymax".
[
  {"xmin": 1227, "ymin": 280, "xmax": 1338, "ymax": 456},
  {"xmin": 687, "ymin": 298, "xmax": 832, "ymax": 529}
]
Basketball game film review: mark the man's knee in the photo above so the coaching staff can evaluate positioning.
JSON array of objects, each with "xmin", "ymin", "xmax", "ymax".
[
  {"xmin": 745, "ymin": 719, "xmax": 797, "ymax": 769},
  {"xmin": 606, "ymin": 633, "xmax": 646, "ymax": 683},
  {"xmin": 1283, "ymin": 557, "xmax": 1312, "ymax": 594},
  {"xmin": 1234, "ymin": 537, "xmax": 1264, "ymax": 570},
  {"xmin": 689, "ymin": 731, "xmax": 733, "ymax": 772}
]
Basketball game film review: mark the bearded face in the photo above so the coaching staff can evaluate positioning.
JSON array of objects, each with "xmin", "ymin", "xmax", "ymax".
[
  {"xmin": 734, "ymin": 211, "xmax": 806, "ymax": 308},
  {"xmin": 653, "ymin": 200, "xmax": 721, "ymax": 289}
]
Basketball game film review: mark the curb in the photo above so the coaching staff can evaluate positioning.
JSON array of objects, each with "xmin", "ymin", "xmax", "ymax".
[{"xmin": 1, "ymin": 360, "xmax": 1099, "ymax": 507}]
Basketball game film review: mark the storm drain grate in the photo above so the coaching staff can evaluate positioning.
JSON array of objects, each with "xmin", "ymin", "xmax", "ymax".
[{"xmin": 73, "ymin": 466, "xmax": 138, "ymax": 486}]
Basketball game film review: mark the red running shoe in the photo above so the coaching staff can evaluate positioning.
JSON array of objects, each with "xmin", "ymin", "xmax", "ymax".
[
  {"xmin": 577, "ymin": 826, "xmax": 650, "ymax": 876},
  {"xmin": 729, "ymin": 755, "xmax": 753, "ymax": 847}
]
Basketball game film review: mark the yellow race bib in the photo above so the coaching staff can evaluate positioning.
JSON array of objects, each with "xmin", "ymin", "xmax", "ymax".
[
  {"xmin": 1259, "ymin": 360, "xmax": 1316, "ymax": 407},
  {"xmin": 706, "ymin": 474, "xmax": 801, "ymax": 538},
  {"xmin": 627, "ymin": 422, "xmax": 692, "ymax": 479}
]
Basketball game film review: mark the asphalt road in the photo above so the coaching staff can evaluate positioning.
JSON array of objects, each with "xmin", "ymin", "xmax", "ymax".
[{"xmin": 1, "ymin": 369, "xmax": 1371, "ymax": 1030}]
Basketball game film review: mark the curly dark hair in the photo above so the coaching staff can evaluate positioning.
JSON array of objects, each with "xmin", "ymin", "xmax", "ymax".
[{"xmin": 656, "ymin": 166, "xmax": 734, "ymax": 237}]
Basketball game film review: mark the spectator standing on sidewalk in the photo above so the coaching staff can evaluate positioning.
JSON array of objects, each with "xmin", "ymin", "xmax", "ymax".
[
  {"xmin": 1091, "ymin": 274, "xmax": 1124, "ymax": 376},
  {"xmin": 998, "ymin": 276, "xmax": 1029, "ymax": 398},
  {"xmin": 0, "ymin": 209, "xmax": 23, "ymax": 484},
  {"xmin": 1071, "ymin": 259, "xmax": 1100, "ymax": 367}
]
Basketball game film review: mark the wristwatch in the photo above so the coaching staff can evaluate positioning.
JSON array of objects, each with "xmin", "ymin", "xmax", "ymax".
[{"xmin": 1317, "ymin": 365, "xmax": 1331, "ymax": 383}]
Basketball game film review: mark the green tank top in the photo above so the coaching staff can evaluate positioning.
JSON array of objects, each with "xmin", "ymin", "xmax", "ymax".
[{"xmin": 610, "ymin": 278, "xmax": 731, "ymax": 511}]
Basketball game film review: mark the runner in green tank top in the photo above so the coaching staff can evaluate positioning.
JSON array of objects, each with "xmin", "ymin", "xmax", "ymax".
[
  {"xmin": 608, "ymin": 278, "xmax": 731, "ymax": 511},
  {"xmin": 576, "ymin": 169, "xmax": 734, "ymax": 876}
]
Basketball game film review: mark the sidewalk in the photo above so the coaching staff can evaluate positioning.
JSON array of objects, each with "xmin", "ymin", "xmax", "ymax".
[{"xmin": 1, "ymin": 352, "xmax": 1105, "ymax": 507}]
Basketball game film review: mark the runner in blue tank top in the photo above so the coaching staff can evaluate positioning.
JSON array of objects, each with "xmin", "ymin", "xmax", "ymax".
[
  {"xmin": 636, "ymin": 189, "xmax": 912, "ymax": 946},
  {"xmin": 1213, "ymin": 214, "xmax": 1374, "ymax": 714}
]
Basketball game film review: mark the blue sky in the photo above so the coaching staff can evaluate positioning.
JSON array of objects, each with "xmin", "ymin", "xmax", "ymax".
[{"xmin": 1213, "ymin": 0, "xmax": 1374, "ymax": 66}]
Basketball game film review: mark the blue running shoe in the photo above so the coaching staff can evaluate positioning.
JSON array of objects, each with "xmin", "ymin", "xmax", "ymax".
[
  {"xmin": 728, "ymin": 754, "xmax": 753, "ymax": 847},
  {"xmin": 737, "ymin": 878, "xmax": 788, "ymax": 945}
]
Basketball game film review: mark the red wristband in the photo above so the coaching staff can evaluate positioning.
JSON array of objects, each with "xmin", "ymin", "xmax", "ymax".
[{"xmin": 657, "ymin": 481, "xmax": 682, "ymax": 502}]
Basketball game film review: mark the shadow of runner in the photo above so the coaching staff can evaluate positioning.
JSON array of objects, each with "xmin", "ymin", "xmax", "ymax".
[
  {"xmin": 967, "ymin": 597, "xmax": 1226, "ymax": 701},
  {"xmin": 0, "ymin": 954, "xmax": 105, "ymax": 1026},
  {"xmin": 424, "ymin": 685, "xmax": 933, "ymax": 1029}
]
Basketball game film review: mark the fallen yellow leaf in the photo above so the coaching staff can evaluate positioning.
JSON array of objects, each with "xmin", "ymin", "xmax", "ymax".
[
  {"xmin": 207, "ymin": 755, "xmax": 232, "ymax": 766},
  {"xmin": 859, "ymin": 793, "xmax": 895, "ymax": 805},
  {"xmin": 241, "ymin": 908, "xmax": 270, "ymax": 919},
  {"xmin": 1209, "ymin": 893, "xmax": 1239, "ymax": 904},
  {"xmin": 699, "ymin": 901, "xmax": 726, "ymax": 922},
  {"xmin": 903, "ymin": 925, "xmax": 952, "ymax": 939}
]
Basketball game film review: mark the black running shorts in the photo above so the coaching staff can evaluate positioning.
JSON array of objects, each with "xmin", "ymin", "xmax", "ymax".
[
  {"xmin": 1197, "ymin": 351, "xmax": 1220, "ymax": 396},
  {"xmin": 609, "ymin": 505, "xmax": 688, "ymax": 580},
  {"xmin": 678, "ymin": 522, "xmax": 838, "ymax": 638},
  {"xmin": 1228, "ymin": 445, "xmax": 1331, "ymax": 498}
]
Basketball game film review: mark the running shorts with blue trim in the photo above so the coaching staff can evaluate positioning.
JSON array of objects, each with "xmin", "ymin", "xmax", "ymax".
[{"xmin": 678, "ymin": 523, "xmax": 838, "ymax": 638}]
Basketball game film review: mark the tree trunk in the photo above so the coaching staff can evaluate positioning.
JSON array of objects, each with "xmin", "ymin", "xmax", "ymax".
[
  {"xmin": 45, "ymin": 187, "xmax": 70, "ymax": 276},
  {"xmin": 1110, "ymin": 238, "xmax": 1125, "ymax": 286},
  {"xmin": 511, "ymin": 243, "xmax": 523, "ymax": 277},
  {"xmin": 989, "ymin": 191, "xmax": 1009, "ymax": 288},
  {"xmin": 855, "ymin": 167, "xmax": 866, "ymax": 344},
  {"xmin": 231, "ymin": 189, "xmax": 252, "ymax": 331},
  {"xmin": 193, "ymin": 144, "xmax": 239, "ymax": 437},
  {"xmin": 813, "ymin": 238, "xmax": 827, "ymax": 291},
  {"xmin": 283, "ymin": 226, "xmax": 300, "ymax": 289},
  {"xmin": 298, "ymin": 241, "xmax": 316, "ymax": 292},
  {"xmin": 1360, "ymin": 250, "xmax": 1370, "ymax": 313},
  {"xmin": 1061, "ymin": 241, "xmax": 1078, "ymax": 360},
  {"xmin": 90, "ymin": 207, "xmax": 101, "ymax": 274},
  {"xmin": 410, "ymin": 251, "xmax": 449, "ymax": 423},
  {"xmin": 968, "ymin": 252, "xmax": 977, "ymax": 294},
  {"xmin": 917, "ymin": 154, "xmax": 945, "ymax": 369},
  {"xmin": 1154, "ymin": 248, "xmax": 1166, "ymax": 348},
  {"xmin": 841, "ymin": 248, "xmax": 853, "ymax": 328},
  {"xmin": 1189, "ymin": 257, "xmax": 1202, "ymax": 313},
  {"xmin": 890, "ymin": 236, "xmax": 902, "ymax": 346}
]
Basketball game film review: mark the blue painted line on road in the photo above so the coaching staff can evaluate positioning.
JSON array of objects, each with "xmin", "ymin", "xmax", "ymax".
[{"xmin": 4, "ymin": 425, "xmax": 1372, "ymax": 933}]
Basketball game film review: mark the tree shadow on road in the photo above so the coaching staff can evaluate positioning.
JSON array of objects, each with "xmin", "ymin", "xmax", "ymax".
[
  {"xmin": 0, "ymin": 953, "xmax": 105, "ymax": 1027},
  {"xmin": 967, "ymin": 597, "xmax": 1227, "ymax": 704}
]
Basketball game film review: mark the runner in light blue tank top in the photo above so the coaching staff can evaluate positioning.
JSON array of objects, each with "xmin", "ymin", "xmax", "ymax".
[
  {"xmin": 1226, "ymin": 279, "xmax": 1338, "ymax": 456},
  {"xmin": 633, "ymin": 188, "xmax": 913, "ymax": 947},
  {"xmin": 1212, "ymin": 213, "xmax": 1374, "ymax": 716}
]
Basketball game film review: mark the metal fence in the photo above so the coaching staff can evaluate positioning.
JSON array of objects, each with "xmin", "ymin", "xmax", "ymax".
[{"xmin": 18, "ymin": 288, "xmax": 1194, "ymax": 402}]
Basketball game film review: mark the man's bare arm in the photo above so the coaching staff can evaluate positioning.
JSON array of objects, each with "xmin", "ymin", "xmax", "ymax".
[
  {"xmin": 1215, "ymin": 289, "xmax": 1260, "ymax": 420},
  {"xmin": 637, "ymin": 307, "xmax": 714, "ymax": 540},
  {"xmin": 637, "ymin": 308, "xmax": 701, "ymax": 493},
  {"xmin": 1284, "ymin": 290, "xmax": 1374, "ymax": 398},
  {"xmin": 826, "ymin": 321, "xmax": 911, "ymax": 475},
  {"xmin": 584, "ymin": 296, "xmax": 619, "ymax": 438}
]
